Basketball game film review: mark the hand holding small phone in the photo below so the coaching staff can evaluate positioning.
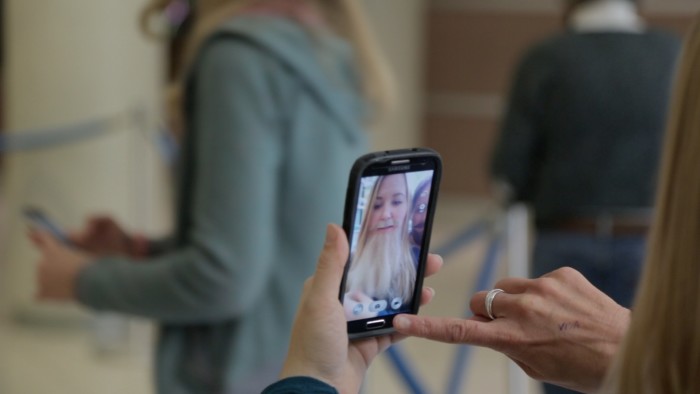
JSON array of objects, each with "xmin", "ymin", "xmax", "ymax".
[
  {"xmin": 339, "ymin": 148, "xmax": 442, "ymax": 339},
  {"xmin": 71, "ymin": 216, "xmax": 138, "ymax": 257},
  {"xmin": 23, "ymin": 208, "xmax": 93, "ymax": 300},
  {"xmin": 279, "ymin": 224, "xmax": 444, "ymax": 392},
  {"xmin": 23, "ymin": 208, "xmax": 144, "ymax": 258}
]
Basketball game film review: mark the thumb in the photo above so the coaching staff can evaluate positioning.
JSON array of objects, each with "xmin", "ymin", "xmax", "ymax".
[
  {"xmin": 310, "ymin": 224, "xmax": 349, "ymax": 297},
  {"xmin": 67, "ymin": 231, "xmax": 83, "ymax": 246},
  {"xmin": 348, "ymin": 290, "xmax": 373, "ymax": 303},
  {"xmin": 30, "ymin": 229, "xmax": 62, "ymax": 252}
]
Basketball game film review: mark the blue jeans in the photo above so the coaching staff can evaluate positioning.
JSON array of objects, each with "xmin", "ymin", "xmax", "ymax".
[{"xmin": 531, "ymin": 231, "xmax": 646, "ymax": 394}]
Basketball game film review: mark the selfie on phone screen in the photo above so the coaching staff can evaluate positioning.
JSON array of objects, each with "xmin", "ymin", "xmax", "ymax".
[{"xmin": 343, "ymin": 169, "xmax": 434, "ymax": 322}]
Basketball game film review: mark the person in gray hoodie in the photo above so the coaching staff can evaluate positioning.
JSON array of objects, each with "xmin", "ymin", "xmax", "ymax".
[{"xmin": 29, "ymin": 1, "xmax": 393, "ymax": 393}]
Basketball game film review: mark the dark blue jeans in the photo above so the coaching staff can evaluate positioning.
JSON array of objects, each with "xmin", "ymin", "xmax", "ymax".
[{"xmin": 531, "ymin": 231, "xmax": 646, "ymax": 394}]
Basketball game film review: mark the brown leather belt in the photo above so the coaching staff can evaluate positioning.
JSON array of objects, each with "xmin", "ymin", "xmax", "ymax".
[{"xmin": 545, "ymin": 216, "xmax": 650, "ymax": 236}]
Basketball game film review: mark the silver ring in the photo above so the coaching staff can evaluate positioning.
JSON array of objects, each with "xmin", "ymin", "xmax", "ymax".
[{"xmin": 485, "ymin": 288, "xmax": 505, "ymax": 320}]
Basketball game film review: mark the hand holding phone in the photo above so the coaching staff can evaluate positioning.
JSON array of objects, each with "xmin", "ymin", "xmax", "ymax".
[{"xmin": 339, "ymin": 148, "xmax": 442, "ymax": 339}]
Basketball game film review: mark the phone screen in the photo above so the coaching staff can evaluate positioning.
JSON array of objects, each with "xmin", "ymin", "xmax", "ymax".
[{"xmin": 343, "ymin": 168, "xmax": 437, "ymax": 324}]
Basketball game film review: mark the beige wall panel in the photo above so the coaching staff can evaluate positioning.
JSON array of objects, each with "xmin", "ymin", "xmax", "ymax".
[
  {"xmin": 432, "ymin": 0, "xmax": 699, "ymax": 16},
  {"xmin": 426, "ymin": 11, "xmax": 560, "ymax": 94},
  {"xmin": 1, "ymin": 0, "xmax": 168, "ymax": 324},
  {"xmin": 425, "ymin": 9, "xmax": 697, "ymax": 97},
  {"xmin": 425, "ymin": 116, "xmax": 499, "ymax": 195},
  {"xmin": 643, "ymin": 0, "xmax": 700, "ymax": 15},
  {"xmin": 647, "ymin": 15, "xmax": 698, "ymax": 36},
  {"xmin": 362, "ymin": 0, "xmax": 428, "ymax": 150}
]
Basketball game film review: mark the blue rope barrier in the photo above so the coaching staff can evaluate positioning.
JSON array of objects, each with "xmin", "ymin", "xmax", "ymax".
[
  {"xmin": 0, "ymin": 109, "xmax": 180, "ymax": 168},
  {"xmin": 433, "ymin": 220, "xmax": 488, "ymax": 260},
  {"xmin": 383, "ymin": 219, "xmax": 489, "ymax": 392},
  {"xmin": 385, "ymin": 345, "xmax": 429, "ymax": 394},
  {"xmin": 153, "ymin": 125, "xmax": 180, "ymax": 165},
  {"xmin": 0, "ymin": 114, "xmax": 124, "ymax": 153},
  {"xmin": 445, "ymin": 234, "xmax": 502, "ymax": 394}
]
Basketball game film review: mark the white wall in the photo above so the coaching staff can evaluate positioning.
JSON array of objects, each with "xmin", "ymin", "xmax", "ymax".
[
  {"xmin": 1, "ymin": 0, "xmax": 168, "ymax": 320},
  {"xmin": 361, "ymin": 0, "xmax": 428, "ymax": 150}
]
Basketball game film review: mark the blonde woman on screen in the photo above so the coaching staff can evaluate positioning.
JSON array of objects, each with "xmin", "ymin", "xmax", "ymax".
[{"xmin": 344, "ymin": 174, "xmax": 416, "ymax": 319}]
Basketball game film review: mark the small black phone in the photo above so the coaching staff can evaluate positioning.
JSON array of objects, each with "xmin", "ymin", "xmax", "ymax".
[
  {"xmin": 339, "ymin": 148, "xmax": 442, "ymax": 339},
  {"xmin": 23, "ymin": 206, "xmax": 73, "ymax": 246}
]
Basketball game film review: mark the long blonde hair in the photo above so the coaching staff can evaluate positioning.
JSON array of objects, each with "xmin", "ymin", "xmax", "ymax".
[
  {"xmin": 605, "ymin": 14, "xmax": 700, "ymax": 394},
  {"xmin": 141, "ymin": 0, "xmax": 394, "ymax": 134},
  {"xmin": 346, "ymin": 175, "xmax": 416, "ymax": 303}
]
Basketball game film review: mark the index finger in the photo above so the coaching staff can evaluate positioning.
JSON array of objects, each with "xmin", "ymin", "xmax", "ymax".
[
  {"xmin": 393, "ymin": 314, "xmax": 505, "ymax": 348},
  {"xmin": 470, "ymin": 290, "xmax": 520, "ymax": 319}
]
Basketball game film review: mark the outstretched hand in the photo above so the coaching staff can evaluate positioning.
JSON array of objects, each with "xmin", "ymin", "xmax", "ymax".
[
  {"xmin": 393, "ymin": 267, "xmax": 630, "ymax": 394},
  {"xmin": 279, "ymin": 224, "xmax": 443, "ymax": 393}
]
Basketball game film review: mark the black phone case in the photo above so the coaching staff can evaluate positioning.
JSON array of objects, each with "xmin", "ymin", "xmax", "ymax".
[{"xmin": 339, "ymin": 148, "xmax": 442, "ymax": 339}]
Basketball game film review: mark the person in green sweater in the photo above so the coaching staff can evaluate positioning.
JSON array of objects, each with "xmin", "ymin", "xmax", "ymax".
[{"xmin": 29, "ymin": 1, "xmax": 392, "ymax": 393}]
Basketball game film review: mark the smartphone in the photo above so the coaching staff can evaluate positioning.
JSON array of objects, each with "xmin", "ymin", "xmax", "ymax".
[
  {"xmin": 339, "ymin": 148, "xmax": 442, "ymax": 339},
  {"xmin": 23, "ymin": 206, "xmax": 73, "ymax": 246}
]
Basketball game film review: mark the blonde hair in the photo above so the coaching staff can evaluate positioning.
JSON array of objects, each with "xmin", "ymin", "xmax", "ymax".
[
  {"xmin": 605, "ymin": 14, "xmax": 700, "ymax": 394},
  {"xmin": 347, "ymin": 174, "xmax": 416, "ymax": 302},
  {"xmin": 140, "ymin": 0, "xmax": 394, "ymax": 134}
]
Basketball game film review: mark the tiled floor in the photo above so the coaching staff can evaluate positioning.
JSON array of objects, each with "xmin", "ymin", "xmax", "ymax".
[{"xmin": 0, "ymin": 196, "xmax": 543, "ymax": 394}]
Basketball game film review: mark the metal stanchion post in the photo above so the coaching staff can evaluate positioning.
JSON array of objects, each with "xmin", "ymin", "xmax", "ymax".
[
  {"xmin": 505, "ymin": 203, "xmax": 531, "ymax": 394},
  {"xmin": 445, "ymin": 229, "xmax": 502, "ymax": 394},
  {"xmin": 382, "ymin": 219, "xmax": 490, "ymax": 394},
  {"xmin": 91, "ymin": 112, "xmax": 134, "ymax": 356}
]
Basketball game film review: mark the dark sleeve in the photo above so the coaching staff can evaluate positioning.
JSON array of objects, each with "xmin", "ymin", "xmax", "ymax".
[
  {"xmin": 75, "ymin": 38, "xmax": 285, "ymax": 323},
  {"xmin": 261, "ymin": 377, "xmax": 339, "ymax": 394},
  {"xmin": 491, "ymin": 46, "xmax": 551, "ymax": 202},
  {"xmin": 146, "ymin": 236, "xmax": 176, "ymax": 256}
]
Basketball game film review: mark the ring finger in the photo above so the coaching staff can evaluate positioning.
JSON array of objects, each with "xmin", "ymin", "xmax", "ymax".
[{"xmin": 470, "ymin": 289, "xmax": 519, "ymax": 319}]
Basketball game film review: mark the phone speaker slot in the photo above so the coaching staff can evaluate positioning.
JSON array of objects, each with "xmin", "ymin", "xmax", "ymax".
[{"xmin": 365, "ymin": 319, "xmax": 386, "ymax": 330}]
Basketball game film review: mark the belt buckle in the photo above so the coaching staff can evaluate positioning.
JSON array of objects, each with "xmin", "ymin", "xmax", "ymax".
[{"xmin": 595, "ymin": 214, "xmax": 613, "ymax": 237}]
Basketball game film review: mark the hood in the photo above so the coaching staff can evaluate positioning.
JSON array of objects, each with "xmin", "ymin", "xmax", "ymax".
[{"xmin": 207, "ymin": 15, "xmax": 364, "ymax": 140}]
